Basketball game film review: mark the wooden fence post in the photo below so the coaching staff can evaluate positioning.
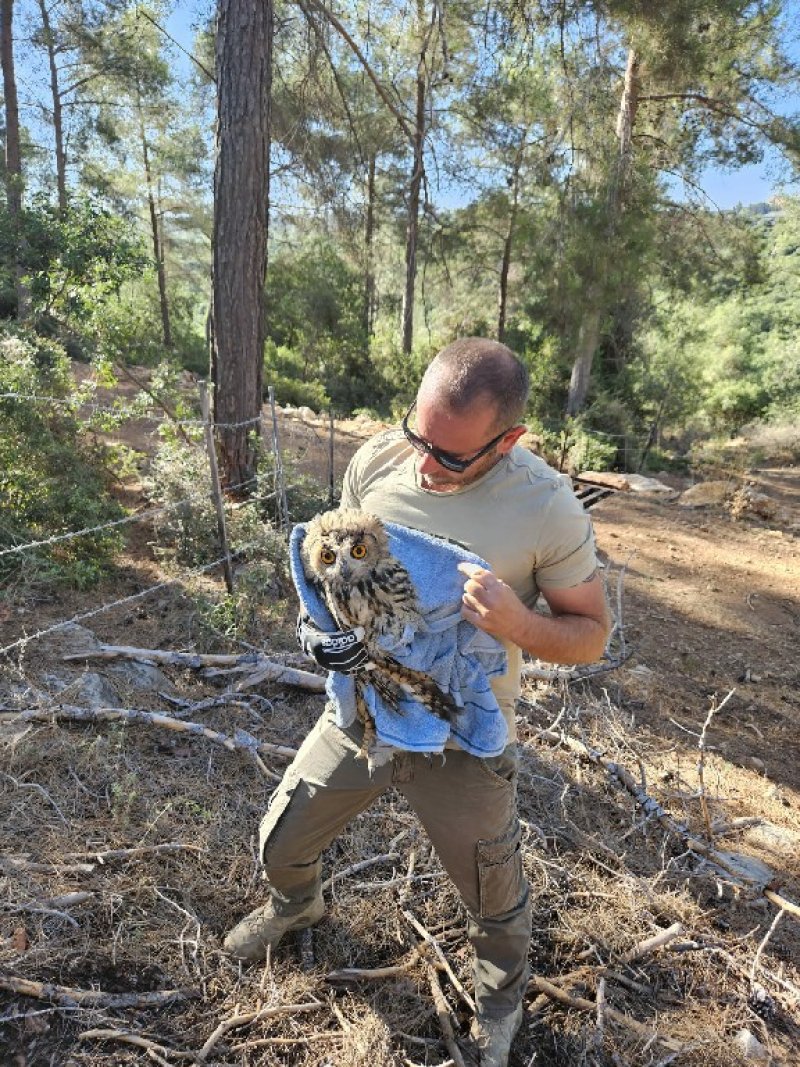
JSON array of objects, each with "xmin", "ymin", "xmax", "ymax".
[
  {"xmin": 268, "ymin": 386, "xmax": 290, "ymax": 532},
  {"xmin": 199, "ymin": 382, "xmax": 234, "ymax": 595},
  {"xmin": 328, "ymin": 407, "xmax": 335, "ymax": 508}
]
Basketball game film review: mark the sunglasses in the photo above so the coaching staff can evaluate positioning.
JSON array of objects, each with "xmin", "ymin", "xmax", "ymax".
[{"xmin": 401, "ymin": 401, "xmax": 514, "ymax": 473}]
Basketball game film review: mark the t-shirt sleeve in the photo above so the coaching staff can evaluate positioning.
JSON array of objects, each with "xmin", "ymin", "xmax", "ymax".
[
  {"xmin": 339, "ymin": 430, "xmax": 399, "ymax": 510},
  {"xmin": 340, "ymin": 451, "xmax": 361, "ymax": 509},
  {"xmin": 534, "ymin": 479, "xmax": 598, "ymax": 589}
]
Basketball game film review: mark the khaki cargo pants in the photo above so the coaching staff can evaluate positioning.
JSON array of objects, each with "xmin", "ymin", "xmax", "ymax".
[{"xmin": 258, "ymin": 707, "xmax": 531, "ymax": 1017}]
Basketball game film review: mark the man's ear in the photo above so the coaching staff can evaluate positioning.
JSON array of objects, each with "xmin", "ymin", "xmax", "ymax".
[{"xmin": 498, "ymin": 425, "xmax": 527, "ymax": 454}]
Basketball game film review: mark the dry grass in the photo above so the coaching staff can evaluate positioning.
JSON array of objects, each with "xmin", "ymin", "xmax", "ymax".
[
  {"xmin": 1, "ymin": 396, "xmax": 798, "ymax": 1064},
  {"xmin": 2, "ymin": 654, "xmax": 798, "ymax": 1066}
]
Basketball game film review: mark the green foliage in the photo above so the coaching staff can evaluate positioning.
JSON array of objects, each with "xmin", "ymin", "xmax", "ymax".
[
  {"xmin": 263, "ymin": 341, "xmax": 329, "ymax": 411},
  {"xmin": 266, "ymin": 241, "xmax": 391, "ymax": 414},
  {"xmin": 0, "ymin": 326, "xmax": 124, "ymax": 587},
  {"xmin": 0, "ymin": 195, "xmax": 147, "ymax": 332},
  {"xmin": 563, "ymin": 421, "xmax": 620, "ymax": 475}
]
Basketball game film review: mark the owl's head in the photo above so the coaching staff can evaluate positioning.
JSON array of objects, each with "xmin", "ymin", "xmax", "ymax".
[{"xmin": 301, "ymin": 508, "xmax": 389, "ymax": 586}]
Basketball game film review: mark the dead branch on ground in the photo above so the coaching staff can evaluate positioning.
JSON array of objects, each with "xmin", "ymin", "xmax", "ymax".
[
  {"xmin": 0, "ymin": 974, "xmax": 192, "ymax": 1009},
  {"xmin": 63, "ymin": 644, "xmax": 325, "ymax": 692},
  {"xmin": 9, "ymin": 704, "xmax": 297, "ymax": 780},
  {"xmin": 426, "ymin": 964, "xmax": 467, "ymax": 1067},
  {"xmin": 533, "ymin": 726, "xmax": 800, "ymax": 920},
  {"xmin": 194, "ymin": 1000, "xmax": 324, "ymax": 1063},
  {"xmin": 529, "ymin": 976, "xmax": 682, "ymax": 1052},
  {"xmin": 78, "ymin": 1028, "xmax": 194, "ymax": 1060}
]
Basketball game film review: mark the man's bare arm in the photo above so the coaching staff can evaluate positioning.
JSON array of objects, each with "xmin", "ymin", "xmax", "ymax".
[{"xmin": 459, "ymin": 565, "xmax": 611, "ymax": 665}]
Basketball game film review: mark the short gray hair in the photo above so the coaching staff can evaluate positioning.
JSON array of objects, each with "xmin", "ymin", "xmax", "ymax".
[{"xmin": 420, "ymin": 338, "xmax": 529, "ymax": 428}]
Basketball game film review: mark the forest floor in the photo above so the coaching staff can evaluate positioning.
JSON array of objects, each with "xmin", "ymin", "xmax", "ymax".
[{"xmin": 1, "ymin": 374, "xmax": 799, "ymax": 1066}]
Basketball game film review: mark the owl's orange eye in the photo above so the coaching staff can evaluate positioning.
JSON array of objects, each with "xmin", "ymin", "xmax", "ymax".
[
  {"xmin": 320, "ymin": 548, "xmax": 336, "ymax": 565},
  {"xmin": 350, "ymin": 543, "xmax": 367, "ymax": 559}
]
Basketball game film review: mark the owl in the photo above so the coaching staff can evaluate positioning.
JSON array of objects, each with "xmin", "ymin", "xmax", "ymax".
[{"xmin": 300, "ymin": 509, "xmax": 457, "ymax": 756}]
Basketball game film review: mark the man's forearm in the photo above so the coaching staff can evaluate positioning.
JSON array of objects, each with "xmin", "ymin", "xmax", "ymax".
[{"xmin": 510, "ymin": 607, "xmax": 609, "ymax": 665}]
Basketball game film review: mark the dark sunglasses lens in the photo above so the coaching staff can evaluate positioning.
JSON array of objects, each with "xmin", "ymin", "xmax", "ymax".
[{"xmin": 435, "ymin": 450, "xmax": 468, "ymax": 472}]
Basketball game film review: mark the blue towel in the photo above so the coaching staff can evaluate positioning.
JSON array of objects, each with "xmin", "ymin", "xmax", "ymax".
[{"xmin": 289, "ymin": 519, "xmax": 509, "ymax": 759}]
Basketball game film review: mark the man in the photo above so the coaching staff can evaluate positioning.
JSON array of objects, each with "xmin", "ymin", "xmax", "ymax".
[{"xmin": 225, "ymin": 338, "xmax": 610, "ymax": 1066}]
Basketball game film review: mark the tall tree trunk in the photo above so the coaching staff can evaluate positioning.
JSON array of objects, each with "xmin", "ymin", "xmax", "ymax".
[
  {"xmin": 211, "ymin": 0, "xmax": 272, "ymax": 491},
  {"xmin": 401, "ymin": 70, "xmax": 425, "ymax": 356},
  {"xmin": 1, "ymin": 0, "xmax": 28, "ymax": 317},
  {"xmin": 363, "ymin": 153, "xmax": 376, "ymax": 340},
  {"xmin": 565, "ymin": 48, "xmax": 639, "ymax": 417},
  {"xmin": 38, "ymin": 0, "xmax": 66, "ymax": 211},
  {"xmin": 137, "ymin": 93, "xmax": 171, "ymax": 349},
  {"xmin": 497, "ymin": 156, "xmax": 521, "ymax": 343}
]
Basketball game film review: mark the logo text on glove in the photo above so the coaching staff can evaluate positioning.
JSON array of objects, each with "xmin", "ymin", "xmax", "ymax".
[{"xmin": 324, "ymin": 633, "xmax": 359, "ymax": 651}]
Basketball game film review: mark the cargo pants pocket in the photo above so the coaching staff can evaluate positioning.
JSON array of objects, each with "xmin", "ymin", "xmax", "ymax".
[
  {"xmin": 258, "ymin": 781, "xmax": 301, "ymax": 865},
  {"xmin": 476, "ymin": 820, "xmax": 524, "ymax": 919}
]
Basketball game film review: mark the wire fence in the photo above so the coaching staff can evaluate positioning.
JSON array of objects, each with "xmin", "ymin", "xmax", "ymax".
[
  {"xmin": 0, "ymin": 380, "xmax": 350, "ymax": 658},
  {"xmin": 1, "ymin": 379, "xmax": 641, "ymax": 659}
]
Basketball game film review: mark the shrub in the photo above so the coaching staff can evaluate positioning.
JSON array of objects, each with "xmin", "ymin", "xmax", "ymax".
[{"xmin": 0, "ymin": 326, "xmax": 124, "ymax": 588}]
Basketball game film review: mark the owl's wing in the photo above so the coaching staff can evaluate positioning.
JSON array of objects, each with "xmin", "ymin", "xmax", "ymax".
[{"xmin": 368, "ymin": 654, "xmax": 457, "ymax": 723}]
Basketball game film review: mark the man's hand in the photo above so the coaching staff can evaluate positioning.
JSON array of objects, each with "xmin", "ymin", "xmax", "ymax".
[
  {"xmin": 296, "ymin": 613, "xmax": 371, "ymax": 673},
  {"xmin": 457, "ymin": 562, "xmax": 529, "ymax": 642},
  {"xmin": 458, "ymin": 563, "xmax": 611, "ymax": 664}
]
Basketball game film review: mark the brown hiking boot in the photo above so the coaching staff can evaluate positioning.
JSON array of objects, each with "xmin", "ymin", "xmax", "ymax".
[
  {"xmin": 223, "ymin": 890, "xmax": 325, "ymax": 963},
  {"xmin": 470, "ymin": 1004, "xmax": 523, "ymax": 1067}
]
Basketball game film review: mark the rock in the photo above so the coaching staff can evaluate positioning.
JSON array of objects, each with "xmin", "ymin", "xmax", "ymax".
[
  {"xmin": 39, "ymin": 623, "xmax": 101, "ymax": 658},
  {"xmin": 108, "ymin": 661, "xmax": 175, "ymax": 694},
  {"xmin": 577, "ymin": 470, "xmax": 630, "ymax": 490},
  {"xmin": 709, "ymin": 850, "xmax": 774, "ymax": 888},
  {"xmin": 743, "ymin": 821, "xmax": 800, "ymax": 859},
  {"xmin": 295, "ymin": 406, "xmax": 317, "ymax": 421},
  {"xmin": 41, "ymin": 670, "xmax": 120, "ymax": 708},
  {"xmin": 729, "ymin": 486, "xmax": 778, "ymax": 521},
  {"xmin": 626, "ymin": 473, "xmax": 675, "ymax": 493},
  {"xmin": 72, "ymin": 672, "xmax": 120, "ymax": 708},
  {"xmin": 677, "ymin": 481, "xmax": 734, "ymax": 507},
  {"xmin": 744, "ymin": 756, "xmax": 767, "ymax": 774},
  {"xmin": 733, "ymin": 1028, "xmax": 769, "ymax": 1061}
]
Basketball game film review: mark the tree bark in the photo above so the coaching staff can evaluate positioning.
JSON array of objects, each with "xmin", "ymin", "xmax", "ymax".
[
  {"xmin": 38, "ymin": 0, "xmax": 66, "ymax": 211},
  {"xmin": 137, "ymin": 90, "xmax": 172, "ymax": 350},
  {"xmin": 565, "ymin": 48, "xmax": 639, "ymax": 417},
  {"xmin": 364, "ymin": 153, "xmax": 376, "ymax": 339},
  {"xmin": 1, "ymin": 0, "xmax": 28, "ymax": 316},
  {"xmin": 497, "ymin": 155, "xmax": 521, "ymax": 343},
  {"xmin": 210, "ymin": 0, "xmax": 272, "ymax": 492},
  {"xmin": 401, "ymin": 67, "xmax": 425, "ymax": 357}
]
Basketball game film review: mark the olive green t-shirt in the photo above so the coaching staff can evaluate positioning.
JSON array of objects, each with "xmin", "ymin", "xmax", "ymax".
[{"xmin": 340, "ymin": 429, "xmax": 598, "ymax": 739}]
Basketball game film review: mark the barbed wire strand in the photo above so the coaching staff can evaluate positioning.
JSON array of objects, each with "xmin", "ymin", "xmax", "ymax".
[
  {"xmin": 0, "ymin": 392, "xmax": 263, "ymax": 430},
  {"xmin": 0, "ymin": 539, "xmax": 268, "ymax": 659},
  {"xmin": 0, "ymin": 475, "xmax": 278, "ymax": 559}
]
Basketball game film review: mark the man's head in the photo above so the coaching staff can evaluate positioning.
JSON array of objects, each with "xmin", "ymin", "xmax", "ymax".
[{"xmin": 405, "ymin": 338, "xmax": 529, "ymax": 492}]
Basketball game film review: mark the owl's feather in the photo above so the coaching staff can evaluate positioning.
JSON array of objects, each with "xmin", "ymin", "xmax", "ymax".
[{"xmin": 301, "ymin": 509, "xmax": 458, "ymax": 751}]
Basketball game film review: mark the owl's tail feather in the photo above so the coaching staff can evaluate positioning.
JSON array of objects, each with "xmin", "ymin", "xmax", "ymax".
[
  {"xmin": 354, "ymin": 681, "xmax": 376, "ymax": 760},
  {"xmin": 370, "ymin": 656, "xmax": 457, "ymax": 723}
]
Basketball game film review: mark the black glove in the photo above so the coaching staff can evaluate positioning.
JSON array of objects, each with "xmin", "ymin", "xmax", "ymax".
[{"xmin": 296, "ymin": 613, "xmax": 371, "ymax": 673}]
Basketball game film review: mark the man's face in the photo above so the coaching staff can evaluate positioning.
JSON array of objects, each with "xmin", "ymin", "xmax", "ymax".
[{"xmin": 409, "ymin": 393, "xmax": 521, "ymax": 492}]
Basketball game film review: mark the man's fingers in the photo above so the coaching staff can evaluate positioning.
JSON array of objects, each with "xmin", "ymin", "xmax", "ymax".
[
  {"xmin": 457, "ymin": 561, "xmax": 489, "ymax": 580},
  {"xmin": 462, "ymin": 589, "xmax": 487, "ymax": 615}
]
